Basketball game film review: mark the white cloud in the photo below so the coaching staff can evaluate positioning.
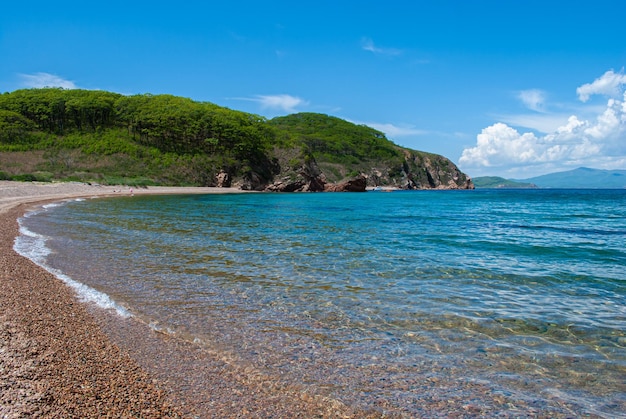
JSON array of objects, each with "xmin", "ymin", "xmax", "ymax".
[
  {"xmin": 19, "ymin": 72, "xmax": 77, "ymax": 89},
  {"xmin": 494, "ymin": 112, "xmax": 571, "ymax": 134},
  {"xmin": 460, "ymin": 71, "xmax": 626, "ymax": 178},
  {"xmin": 363, "ymin": 122, "xmax": 427, "ymax": 138},
  {"xmin": 576, "ymin": 69, "xmax": 626, "ymax": 102},
  {"xmin": 233, "ymin": 94, "xmax": 308, "ymax": 113},
  {"xmin": 584, "ymin": 97, "xmax": 623, "ymax": 140},
  {"xmin": 460, "ymin": 123, "xmax": 541, "ymax": 168},
  {"xmin": 255, "ymin": 94, "xmax": 308, "ymax": 112},
  {"xmin": 518, "ymin": 89, "xmax": 546, "ymax": 112},
  {"xmin": 361, "ymin": 37, "xmax": 402, "ymax": 56}
]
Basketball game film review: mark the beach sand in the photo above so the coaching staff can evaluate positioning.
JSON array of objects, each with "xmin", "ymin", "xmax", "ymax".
[{"xmin": 0, "ymin": 181, "xmax": 363, "ymax": 418}]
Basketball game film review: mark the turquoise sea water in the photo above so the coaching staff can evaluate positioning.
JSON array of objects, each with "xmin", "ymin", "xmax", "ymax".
[{"xmin": 16, "ymin": 189, "xmax": 626, "ymax": 417}]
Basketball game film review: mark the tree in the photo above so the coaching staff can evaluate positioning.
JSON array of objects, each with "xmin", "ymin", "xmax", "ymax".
[{"xmin": 0, "ymin": 109, "xmax": 36, "ymax": 144}]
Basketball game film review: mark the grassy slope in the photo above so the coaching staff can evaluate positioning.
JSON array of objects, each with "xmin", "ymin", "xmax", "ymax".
[{"xmin": 0, "ymin": 89, "xmax": 472, "ymax": 188}]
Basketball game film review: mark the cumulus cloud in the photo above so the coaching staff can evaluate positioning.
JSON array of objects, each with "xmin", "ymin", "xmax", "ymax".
[
  {"xmin": 19, "ymin": 72, "xmax": 77, "ymax": 89},
  {"xmin": 518, "ymin": 89, "xmax": 546, "ymax": 112},
  {"xmin": 460, "ymin": 70, "xmax": 626, "ymax": 177},
  {"xmin": 361, "ymin": 37, "xmax": 402, "ymax": 56},
  {"xmin": 576, "ymin": 69, "xmax": 626, "ymax": 102}
]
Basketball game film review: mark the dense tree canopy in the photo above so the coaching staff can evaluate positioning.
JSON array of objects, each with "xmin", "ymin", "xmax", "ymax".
[
  {"xmin": 269, "ymin": 112, "xmax": 399, "ymax": 164},
  {"xmin": 0, "ymin": 89, "xmax": 272, "ymax": 158},
  {"xmin": 0, "ymin": 88, "xmax": 120, "ymax": 134},
  {"xmin": 0, "ymin": 88, "xmax": 471, "ymax": 189}
]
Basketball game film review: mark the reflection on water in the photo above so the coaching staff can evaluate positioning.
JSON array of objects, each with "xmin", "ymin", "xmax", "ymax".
[{"xmin": 20, "ymin": 190, "xmax": 626, "ymax": 417}]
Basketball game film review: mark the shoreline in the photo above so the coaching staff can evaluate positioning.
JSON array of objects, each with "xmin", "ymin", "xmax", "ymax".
[
  {"xmin": 1, "ymin": 185, "xmax": 190, "ymax": 417},
  {"xmin": 0, "ymin": 180, "xmax": 248, "ymax": 214},
  {"xmin": 5, "ymin": 181, "xmax": 612, "ymax": 417},
  {"xmin": 0, "ymin": 181, "xmax": 361, "ymax": 418}
]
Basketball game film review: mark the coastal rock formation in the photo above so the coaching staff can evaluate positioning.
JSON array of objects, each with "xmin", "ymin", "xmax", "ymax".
[
  {"xmin": 214, "ymin": 170, "xmax": 231, "ymax": 187},
  {"xmin": 262, "ymin": 151, "xmax": 472, "ymax": 192},
  {"xmin": 361, "ymin": 152, "xmax": 473, "ymax": 190},
  {"xmin": 408, "ymin": 153, "xmax": 474, "ymax": 190},
  {"xmin": 264, "ymin": 151, "xmax": 327, "ymax": 192},
  {"xmin": 324, "ymin": 175, "xmax": 367, "ymax": 192},
  {"xmin": 267, "ymin": 113, "xmax": 474, "ymax": 191}
]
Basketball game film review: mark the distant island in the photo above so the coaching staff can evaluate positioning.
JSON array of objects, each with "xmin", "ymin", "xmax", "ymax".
[
  {"xmin": 474, "ymin": 167, "xmax": 626, "ymax": 189},
  {"xmin": 0, "ymin": 88, "xmax": 473, "ymax": 191},
  {"xmin": 472, "ymin": 176, "xmax": 537, "ymax": 189}
]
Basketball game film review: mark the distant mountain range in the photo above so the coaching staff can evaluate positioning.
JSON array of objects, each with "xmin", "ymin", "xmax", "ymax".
[{"xmin": 473, "ymin": 167, "xmax": 626, "ymax": 189}]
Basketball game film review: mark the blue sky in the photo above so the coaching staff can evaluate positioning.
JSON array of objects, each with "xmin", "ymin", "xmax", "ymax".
[{"xmin": 2, "ymin": 1, "xmax": 625, "ymax": 178}]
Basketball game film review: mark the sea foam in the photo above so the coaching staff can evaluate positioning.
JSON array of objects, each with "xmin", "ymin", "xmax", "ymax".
[{"xmin": 14, "ymin": 202, "xmax": 131, "ymax": 318}]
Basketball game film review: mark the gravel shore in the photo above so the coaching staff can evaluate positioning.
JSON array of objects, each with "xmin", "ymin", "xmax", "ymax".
[
  {"xmin": 0, "ymin": 182, "xmax": 362, "ymax": 418},
  {"xmin": 0, "ymin": 184, "xmax": 190, "ymax": 417}
]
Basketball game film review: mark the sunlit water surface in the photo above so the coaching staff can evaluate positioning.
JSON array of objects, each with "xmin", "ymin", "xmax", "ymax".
[{"xmin": 16, "ymin": 190, "xmax": 626, "ymax": 417}]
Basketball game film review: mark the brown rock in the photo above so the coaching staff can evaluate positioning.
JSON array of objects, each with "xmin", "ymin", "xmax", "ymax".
[
  {"xmin": 324, "ymin": 175, "xmax": 367, "ymax": 192},
  {"xmin": 215, "ymin": 170, "xmax": 231, "ymax": 187}
]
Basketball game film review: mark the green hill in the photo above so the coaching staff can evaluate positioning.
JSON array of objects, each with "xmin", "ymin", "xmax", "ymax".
[{"xmin": 0, "ymin": 88, "xmax": 473, "ymax": 190}]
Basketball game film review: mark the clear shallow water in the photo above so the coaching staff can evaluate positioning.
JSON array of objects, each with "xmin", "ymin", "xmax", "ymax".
[{"xmin": 16, "ymin": 189, "xmax": 626, "ymax": 417}]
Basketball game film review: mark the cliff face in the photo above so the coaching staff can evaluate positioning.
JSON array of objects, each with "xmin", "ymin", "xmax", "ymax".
[
  {"xmin": 265, "ymin": 113, "xmax": 474, "ymax": 192},
  {"xmin": 402, "ymin": 152, "xmax": 474, "ymax": 190},
  {"xmin": 258, "ymin": 148, "xmax": 473, "ymax": 192},
  {"xmin": 263, "ymin": 157, "xmax": 326, "ymax": 192}
]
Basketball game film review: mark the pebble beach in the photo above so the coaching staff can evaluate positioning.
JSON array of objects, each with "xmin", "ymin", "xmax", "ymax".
[
  {"xmin": 0, "ymin": 181, "xmax": 362, "ymax": 418},
  {"xmin": 4, "ymin": 181, "xmax": 621, "ymax": 418}
]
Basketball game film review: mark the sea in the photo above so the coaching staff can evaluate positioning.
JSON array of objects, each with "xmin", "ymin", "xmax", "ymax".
[{"xmin": 14, "ymin": 189, "xmax": 626, "ymax": 417}]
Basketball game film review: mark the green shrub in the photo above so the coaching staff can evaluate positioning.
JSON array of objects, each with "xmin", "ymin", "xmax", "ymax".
[{"xmin": 12, "ymin": 173, "xmax": 39, "ymax": 182}]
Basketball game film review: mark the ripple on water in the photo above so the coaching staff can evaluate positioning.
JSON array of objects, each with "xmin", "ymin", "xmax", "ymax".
[{"xmin": 18, "ymin": 190, "xmax": 626, "ymax": 417}]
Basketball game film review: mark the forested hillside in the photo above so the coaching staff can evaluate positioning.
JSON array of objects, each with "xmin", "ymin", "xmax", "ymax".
[{"xmin": 0, "ymin": 88, "xmax": 473, "ymax": 190}]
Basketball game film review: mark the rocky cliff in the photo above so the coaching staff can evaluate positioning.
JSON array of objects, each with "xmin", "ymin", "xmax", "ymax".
[
  {"xmin": 264, "ymin": 113, "xmax": 474, "ymax": 192},
  {"xmin": 259, "ymin": 148, "xmax": 473, "ymax": 192}
]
